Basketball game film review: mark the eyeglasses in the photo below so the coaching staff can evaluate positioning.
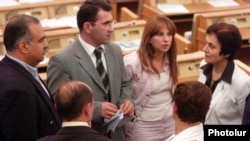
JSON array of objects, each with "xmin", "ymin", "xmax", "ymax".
[{"xmin": 90, "ymin": 20, "xmax": 116, "ymax": 28}]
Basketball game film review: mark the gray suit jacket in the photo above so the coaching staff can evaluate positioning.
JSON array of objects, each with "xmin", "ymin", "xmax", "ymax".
[{"xmin": 47, "ymin": 40, "xmax": 133, "ymax": 141}]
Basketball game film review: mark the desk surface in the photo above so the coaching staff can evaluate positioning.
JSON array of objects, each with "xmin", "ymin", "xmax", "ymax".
[
  {"xmin": 0, "ymin": 0, "xmax": 83, "ymax": 12},
  {"xmin": 141, "ymin": 0, "xmax": 249, "ymax": 35},
  {"xmin": 107, "ymin": 0, "xmax": 139, "ymax": 21},
  {"xmin": 151, "ymin": 0, "xmax": 250, "ymax": 16}
]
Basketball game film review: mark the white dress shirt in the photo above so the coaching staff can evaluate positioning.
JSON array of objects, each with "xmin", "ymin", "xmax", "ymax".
[{"xmin": 166, "ymin": 123, "xmax": 204, "ymax": 141}]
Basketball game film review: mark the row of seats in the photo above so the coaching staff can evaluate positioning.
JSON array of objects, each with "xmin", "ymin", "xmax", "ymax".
[
  {"xmin": 0, "ymin": 0, "xmax": 249, "ymax": 82},
  {"xmin": 0, "ymin": 0, "xmax": 83, "ymax": 26}
]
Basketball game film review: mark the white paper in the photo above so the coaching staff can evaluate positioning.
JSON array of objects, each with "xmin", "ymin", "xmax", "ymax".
[
  {"xmin": 18, "ymin": 0, "xmax": 53, "ymax": 4},
  {"xmin": 207, "ymin": 0, "xmax": 239, "ymax": 7},
  {"xmin": 157, "ymin": 4, "xmax": 189, "ymax": 13},
  {"xmin": 104, "ymin": 110, "xmax": 135, "ymax": 132},
  {"xmin": 40, "ymin": 16, "xmax": 77, "ymax": 28},
  {"xmin": 0, "ymin": 0, "xmax": 20, "ymax": 7},
  {"xmin": 116, "ymin": 39, "xmax": 140, "ymax": 51}
]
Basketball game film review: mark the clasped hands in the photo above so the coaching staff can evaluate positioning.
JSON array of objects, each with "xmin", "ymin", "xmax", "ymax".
[{"xmin": 102, "ymin": 100, "xmax": 134, "ymax": 119}]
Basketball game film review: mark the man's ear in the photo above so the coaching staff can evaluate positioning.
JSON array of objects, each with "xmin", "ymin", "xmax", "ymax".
[
  {"xmin": 84, "ymin": 103, "xmax": 92, "ymax": 116},
  {"xmin": 83, "ymin": 22, "xmax": 92, "ymax": 34},
  {"xmin": 17, "ymin": 40, "xmax": 28, "ymax": 54}
]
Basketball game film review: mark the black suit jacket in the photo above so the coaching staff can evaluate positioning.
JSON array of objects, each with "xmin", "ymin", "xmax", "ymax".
[
  {"xmin": 37, "ymin": 126, "xmax": 112, "ymax": 141},
  {"xmin": 0, "ymin": 56, "xmax": 61, "ymax": 141},
  {"xmin": 243, "ymin": 94, "xmax": 250, "ymax": 124}
]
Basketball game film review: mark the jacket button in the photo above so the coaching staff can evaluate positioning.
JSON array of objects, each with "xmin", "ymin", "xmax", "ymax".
[
  {"xmin": 50, "ymin": 121, "xmax": 53, "ymax": 125},
  {"xmin": 104, "ymin": 95, "xmax": 108, "ymax": 100}
]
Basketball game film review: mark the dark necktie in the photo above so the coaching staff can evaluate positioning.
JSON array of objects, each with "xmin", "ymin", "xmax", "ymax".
[{"xmin": 94, "ymin": 48, "xmax": 111, "ymax": 101}]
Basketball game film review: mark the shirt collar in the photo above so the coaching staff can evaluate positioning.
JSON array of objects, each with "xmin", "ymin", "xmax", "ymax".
[
  {"xmin": 78, "ymin": 35, "xmax": 105, "ymax": 56},
  {"xmin": 6, "ymin": 54, "xmax": 38, "ymax": 78},
  {"xmin": 200, "ymin": 60, "xmax": 234, "ymax": 84},
  {"xmin": 62, "ymin": 121, "xmax": 89, "ymax": 127}
]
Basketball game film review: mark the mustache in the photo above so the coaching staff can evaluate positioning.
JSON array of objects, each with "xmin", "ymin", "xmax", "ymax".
[{"xmin": 43, "ymin": 47, "xmax": 49, "ymax": 54}]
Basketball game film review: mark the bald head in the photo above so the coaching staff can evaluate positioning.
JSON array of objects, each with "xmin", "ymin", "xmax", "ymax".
[{"xmin": 55, "ymin": 81, "xmax": 93, "ymax": 121}]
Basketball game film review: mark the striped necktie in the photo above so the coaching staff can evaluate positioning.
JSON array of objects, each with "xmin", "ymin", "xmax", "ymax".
[{"xmin": 94, "ymin": 47, "xmax": 110, "ymax": 101}]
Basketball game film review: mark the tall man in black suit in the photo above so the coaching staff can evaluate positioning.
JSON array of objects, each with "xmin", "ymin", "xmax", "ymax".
[
  {"xmin": 37, "ymin": 81, "xmax": 111, "ymax": 141},
  {"xmin": 243, "ymin": 94, "xmax": 250, "ymax": 124},
  {"xmin": 0, "ymin": 14, "xmax": 61, "ymax": 141}
]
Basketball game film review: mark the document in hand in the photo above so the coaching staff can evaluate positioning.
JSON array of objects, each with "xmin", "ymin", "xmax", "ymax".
[{"xmin": 104, "ymin": 110, "xmax": 135, "ymax": 132}]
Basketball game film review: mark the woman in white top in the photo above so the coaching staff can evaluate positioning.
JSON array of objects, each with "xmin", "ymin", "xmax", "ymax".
[
  {"xmin": 198, "ymin": 23, "xmax": 250, "ymax": 124},
  {"xmin": 123, "ymin": 15, "xmax": 178, "ymax": 141}
]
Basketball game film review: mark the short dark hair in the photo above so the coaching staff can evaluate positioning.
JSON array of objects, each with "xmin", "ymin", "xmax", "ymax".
[
  {"xmin": 3, "ymin": 14, "xmax": 40, "ymax": 52},
  {"xmin": 173, "ymin": 81, "xmax": 212, "ymax": 123},
  {"xmin": 206, "ymin": 22, "xmax": 242, "ymax": 61},
  {"xmin": 55, "ymin": 81, "xmax": 93, "ymax": 121},
  {"xmin": 76, "ymin": 0, "xmax": 112, "ymax": 32}
]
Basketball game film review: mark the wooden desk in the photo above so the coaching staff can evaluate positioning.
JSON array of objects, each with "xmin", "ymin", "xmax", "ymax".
[
  {"xmin": 177, "ymin": 51, "xmax": 204, "ymax": 82},
  {"xmin": 107, "ymin": 0, "xmax": 139, "ymax": 21},
  {"xmin": 141, "ymin": 0, "xmax": 250, "ymax": 35},
  {"xmin": 39, "ymin": 53, "xmax": 250, "ymax": 83},
  {"xmin": 120, "ymin": 7, "xmax": 140, "ymax": 21},
  {"xmin": 45, "ymin": 27, "xmax": 79, "ymax": 53},
  {"xmin": 113, "ymin": 19, "xmax": 193, "ymax": 54},
  {"xmin": 0, "ymin": 0, "xmax": 83, "ymax": 26},
  {"xmin": 193, "ymin": 8, "xmax": 250, "ymax": 65},
  {"xmin": 234, "ymin": 59, "xmax": 250, "ymax": 75},
  {"xmin": 38, "ymin": 51, "xmax": 205, "ymax": 83},
  {"xmin": 39, "ymin": 72, "xmax": 47, "ymax": 83},
  {"xmin": 0, "ymin": 36, "xmax": 4, "ymax": 55},
  {"xmin": 176, "ymin": 51, "xmax": 250, "ymax": 82},
  {"xmin": 112, "ymin": 19, "xmax": 145, "ymax": 41},
  {"xmin": 194, "ymin": 8, "xmax": 250, "ymax": 51}
]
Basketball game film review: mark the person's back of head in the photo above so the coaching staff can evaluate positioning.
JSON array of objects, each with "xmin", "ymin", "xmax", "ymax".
[
  {"xmin": 55, "ymin": 81, "xmax": 93, "ymax": 122},
  {"xmin": 206, "ymin": 22, "xmax": 242, "ymax": 61},
  {"xmin": 173, "ymin": 81, "xmax": 212, "ymax": 123},
  {"xmin": 76, "ymin": 0, "xmax": 112, "ymax": 32},
  {"xmin": 3, "ymin": 14, "xmax": 40, "ymax": 53}
]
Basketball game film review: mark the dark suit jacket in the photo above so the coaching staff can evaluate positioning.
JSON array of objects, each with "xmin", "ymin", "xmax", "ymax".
[
  {"xmin": 47, "ymin": 40, "xmax": 133, "ymax": 141},
  {"xmin": 0, "ymin": 56, "xmax": 61, "ymax": 141},
  {"xmin": 37, "ymin": 126, "xmax": 112, "ymax": 141},
  {"xmin": 243, "ymin": 94, "xmax": 250, "ymax": 124}
]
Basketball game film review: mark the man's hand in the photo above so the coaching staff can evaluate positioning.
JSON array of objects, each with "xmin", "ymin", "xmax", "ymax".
[
  {"xmin": 101, "ymin": 102, "xmax": 118, "ymax": 119},
  {"xmin": 120, "ymin": 101, "xmax": 134, "ymax": 116}
]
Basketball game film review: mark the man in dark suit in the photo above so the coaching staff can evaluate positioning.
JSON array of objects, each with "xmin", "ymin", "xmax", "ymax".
[
  {"xmin": 37, "ymin": 81, "xmax": 111, "ymax": 141},
  {"xmin": 0, "ymin": 14, "xmax": 61, "ymax": 141},
  {"xmin": 47, "ymin": 0, "xmax": 134, "ymax": 141},
  {"xmin": 243, "ymin": 94, "xmax": 250, "ymax": 124}
]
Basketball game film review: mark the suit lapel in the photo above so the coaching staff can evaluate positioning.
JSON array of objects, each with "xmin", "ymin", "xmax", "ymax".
[
  {"xmin": 3, "ymin": 57, "xmax": 61, "ymax": 126},
  {"xmin": 74, "ymin": 41, "xmax": 106, "ymax": 92},
  {"xmin": 35, "ymin": 77, "xmax": 61, "ymax": 126}
]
